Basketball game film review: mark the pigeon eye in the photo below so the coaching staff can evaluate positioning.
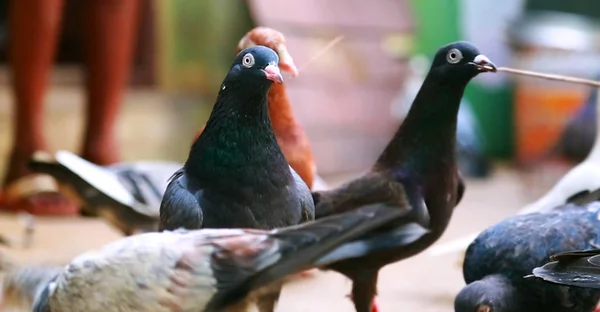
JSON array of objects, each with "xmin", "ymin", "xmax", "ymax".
[
  {"xmin": 446, "ymin": 49, "xmax": 463, "ymax": 64},
  {"xmin": 242, "ymin": 53, "xmax": 255, "ymax": 68}
]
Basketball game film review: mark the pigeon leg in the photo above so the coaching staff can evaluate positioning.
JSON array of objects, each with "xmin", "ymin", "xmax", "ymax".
[
  {"xmin": 256, "ymin": 282, "xmax": 283, "ymax": 312},
  {"xmin": 347, "ymin": 293, "xmax": 380, "ymax": 312},
  {"xmin": 346, "ymin": 270, "xmax": 379, "ymax": 312}
]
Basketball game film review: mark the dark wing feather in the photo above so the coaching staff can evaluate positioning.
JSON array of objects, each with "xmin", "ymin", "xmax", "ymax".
[
  {"xmin": 551, "ymin": 249, "xmax": 600, "ymax": 262},
  {"xmin": 158, "ymin": 168, "xmax": 203, "ymax": 231},
  {"xmin": 565, "ymin": 188, "xmax": 600, "ymax": 206},
  {"xmin": 313, "ymin": 171, "xmax": 430, "ymax": 266},
  {"xmin": 206, "ymin": 203, "xmax": 406, "ymax": 310},
  {"xmin": 310, "ymin": 171, "xmax": 431, "ymax": 266},
  {"xmin": 107, "ymin": 161, "xmax": 181, "ymax": 211},
  {"xmin": 313, "ymin": 222, "xmax": 428, "ymax": 266},
  {"xmin": 532, "ymin": 249, "xmax": 600, "ymax": 289},
  {"xmin": 313, "ymin": 171, "xmax": 408, "ymax": 219}
]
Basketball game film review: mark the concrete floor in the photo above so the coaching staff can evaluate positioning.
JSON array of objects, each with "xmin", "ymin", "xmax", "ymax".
[{"xmin": 0, "ymin": 167, "xmax": 554, "ymax": 312}]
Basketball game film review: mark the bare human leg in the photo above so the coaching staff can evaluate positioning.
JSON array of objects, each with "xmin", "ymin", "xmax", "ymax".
[
  {"xmin": 2, "ymin": 0, "xmax": 78, "ymax": 215},
  {"xmin": 80, "ymin": 0, "xmax": 140, "ymax": 166}
]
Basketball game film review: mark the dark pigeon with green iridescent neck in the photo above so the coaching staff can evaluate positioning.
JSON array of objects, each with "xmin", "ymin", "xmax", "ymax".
[
  {"xmin": 311, "ymin": 41, "xmax": 496, "ymax": 312},
  {"xmin": 159, "ymin": 45, "xmax": 314, "ymax": 233},
  {"xmin": 159, "ymin": 46, "xmax": 314, "ymax": 312}
]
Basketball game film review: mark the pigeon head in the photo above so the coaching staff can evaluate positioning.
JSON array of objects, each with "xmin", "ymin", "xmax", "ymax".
[
  {"xmin": 430, "ymin": 41, "xmax": 496, "ymax": 81},
  {"xmin": 226, "ymin": 46, "xmax": 284, "ymax": 87},
  {"xmin": 237, "ymin": 27, "xmax": 298, "ymax": 77},
  {"xmin": 454, "ymin": 275, "xmax": 520, "ymax": 312}
]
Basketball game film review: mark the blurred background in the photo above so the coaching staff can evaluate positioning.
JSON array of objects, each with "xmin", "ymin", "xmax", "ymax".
[
  {"xmin": 1, "ymin": 0, "xmax": 600, "ymax": 311},
  {"xmin": 0, "ymin": 0, "xmax": 599, "ymax": 181}
]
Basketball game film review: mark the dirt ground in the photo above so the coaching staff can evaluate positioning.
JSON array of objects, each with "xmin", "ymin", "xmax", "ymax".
[{"xmin": 0, "ymin": 167, "xmax": 547, "ymax": 312}]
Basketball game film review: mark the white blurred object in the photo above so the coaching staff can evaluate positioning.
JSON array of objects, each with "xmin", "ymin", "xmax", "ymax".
[
  {"xmin": 427, "ymin": 234, "xmax": 479, "ymax": 257},
  {"xmin": 508, "ymin": 11, "xmax": 600, "ymax": 53},
  {"xmin": 312, "ymin": 175, "xmax": 330, "ymax": 192}
]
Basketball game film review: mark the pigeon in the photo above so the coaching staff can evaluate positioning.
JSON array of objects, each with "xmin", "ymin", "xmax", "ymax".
[
  {"xmin": 28, "ymin": 150, "xmax": 180, "ymax": 235},
  {"xmin": 311, "ymin": 41, "xmax": 496, "ymax": 312},
  {"xmin": 0, "ymin": 203, "xmax": 426, "ymax": 312},
  {"xmin": 158, "ymin": 46, "xmax": 314, "ymax": 311},
  {"xmin": 455, "ymin": 192, "xmax": 600, "ymax": 312}
]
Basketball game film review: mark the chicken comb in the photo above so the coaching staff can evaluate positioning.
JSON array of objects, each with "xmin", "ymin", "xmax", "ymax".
[{"xmin": 237, "ymin": 26, "xmax": 286, "ymax": 52}]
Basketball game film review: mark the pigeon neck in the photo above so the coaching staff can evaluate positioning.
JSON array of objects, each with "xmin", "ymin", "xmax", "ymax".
[
  {"xmin": 376, "ymin": 74, "xmax": 465, "ymax": 174},
  {"xmin": 186, "ymin": 81, "xmax": 291, "ymax": 180}
]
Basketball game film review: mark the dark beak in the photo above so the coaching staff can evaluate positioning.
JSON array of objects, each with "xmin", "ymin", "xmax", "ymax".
[
  {"xmin": 470, "ymin": 54, "xmax": 496, "ymax": 72},
  {"xmin": 263, "ymin": 64, "xmax": 284, "ymax": 84}
]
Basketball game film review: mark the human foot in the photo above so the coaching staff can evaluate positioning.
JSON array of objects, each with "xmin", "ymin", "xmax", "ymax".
[{"xmin": 1, "ymin": 150, "xmax": 78, "ymax": 215}]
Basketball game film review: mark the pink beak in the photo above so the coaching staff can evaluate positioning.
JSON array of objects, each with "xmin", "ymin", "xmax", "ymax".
[{"xmin": 263, "ymin": 64, "xmax": 284, "ymax": 84}]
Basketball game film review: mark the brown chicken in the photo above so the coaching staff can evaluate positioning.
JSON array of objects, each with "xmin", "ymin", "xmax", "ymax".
[{"xmin": 196, "ymin": 27, "xmax": 319, "ymax": 190}]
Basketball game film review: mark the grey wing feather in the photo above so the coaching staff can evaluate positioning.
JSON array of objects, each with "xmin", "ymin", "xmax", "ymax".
[
  {"xmin": 565, "ymin": 188, "xmax": 600, "ymax": 207},
  {"xmin": 532, "ymin": 249, "xmax": 600, "ymax": 289},
  {"xmin": 314, "ymin": 222, "xmax": 429, "ymax": 266},
  {"xmin": 207, "ymin": 203, "xmax": 406, "ymax": 310},
  {"xmin": 290, "ymin": 166, "xmax": 315, "ymax": 223},
  {"xmin": 314, "ymin": 173, "xmax": 431, "ymax": 266},
  {"xmin": 108, "ymin": 161, "xmax": 183, "ymax": 217},
  {"xmin": 32, "ymin": 230, "xmax": 234, "ymax": 312},
  {"xmin": 159, "ymin": 168, "xmax": 203, "ymax": 231}
]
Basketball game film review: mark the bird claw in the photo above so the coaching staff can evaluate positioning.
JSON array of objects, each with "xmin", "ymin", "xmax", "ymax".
[{"xmin": 346, "ymin": 293, "xmax": 380, "ymax": 312}]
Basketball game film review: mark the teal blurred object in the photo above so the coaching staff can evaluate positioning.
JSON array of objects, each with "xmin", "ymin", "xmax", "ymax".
[{"xmin": 409, "ymin": 0, "xmax": 514, "ymax": 158}]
